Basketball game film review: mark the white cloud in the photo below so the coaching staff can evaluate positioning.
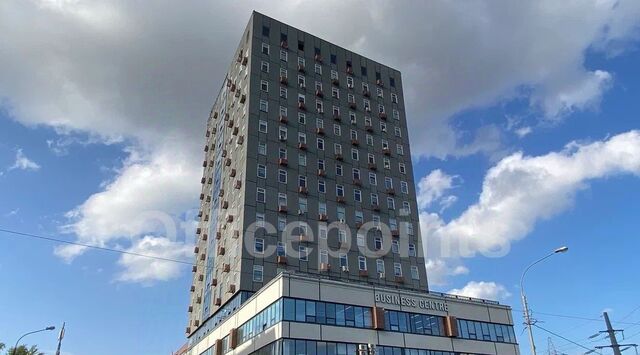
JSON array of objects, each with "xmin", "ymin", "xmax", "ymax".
[
  {"xmin": 8, "ymin": 149, "xmax": 40, "ymax": 171},
  {"xmin": 449, "ymin": 281, "xmax": 511, "ymax": 301},
  {"xmin": 515, "ymin": 126, "xmax": 533, "ymax": 138},
  {"xmin": 56, "ymin": 144, "xmax": 200, "ymax": 261},
  {"xmin": 115, "ymin": 235, "xmax": 193, "ymax": 285},
  {"xmin": 424, "ymin": 130, "xmax": 640, "ymax": 260},
  {"xmin": 417, "ymin": 170, "xmax": 458, "ymax": 210},
  {"xmin": 3, "ymin": 208, "xmax": 19, "ymax": 217},
  {"xmin": 1, "ymin": 1, "xmax": 639, "ymax": 283},
  {"xmin": 425, "ymin": 259, "xmax": 469, "ymax": 287},
  {"xmin": 1, "ymin": 1, "xmax": 639, "ymax": 159}
]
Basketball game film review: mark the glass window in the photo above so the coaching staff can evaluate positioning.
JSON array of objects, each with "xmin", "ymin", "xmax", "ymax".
[
  {"xmin": 299, "ymin": 246, "xmax": 308, "ymax": 261},
  {"xmin": 257, "ymin": 164, "xmax": 266, "ymax": 178},
  {"xmin": 394, "ymin": 263, "xmax": 402, "ymax": 276},
  {"xmin": 259, "ymin": 120, "xmax": 268, "ymax": 133},
  {"xmin": 376, "ymin": 259, "xmax": 385, "ymax": 273},
  {"xmin": 256, "ymin": 187, "xmax": 266, "ymax": 202},
  {"xmin": 253, "ymin": 265, "xmax": 263, "ymax": 282},
  {"xmin": 411, "ymin": 266, "xmax": 419, "ymax": 280},
  {"xmin": 255, "ymin": 238, "xmax": 264, "ymax": 254},
  {"xmin": 258, "ymin": 142, "xmax": 267, "ymax": 155},
  {"xmin": 358, "ymin": 256, "xmax": 367, "ymax": 270},
  {"xmin": 259, "ymin": 99, "xmax": 268, "ymax": 112}
]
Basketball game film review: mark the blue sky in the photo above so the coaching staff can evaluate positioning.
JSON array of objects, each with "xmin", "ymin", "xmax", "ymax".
[{"xmin": 1, "ymin": 1, "xmax": 640, "ymax": 354}]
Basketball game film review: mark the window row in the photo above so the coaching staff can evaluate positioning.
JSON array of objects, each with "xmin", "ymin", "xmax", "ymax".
[
  {"xmin": 255, "ymin": 188, "xmax": 412, "ymax": 213},
  {"xmin": 257, "ymin": 165, "xmax": 409, "ymax": 190},
  {"xmin": 252, "ymin": 339, "xmax": 470, "ymax": 355},
  {"xmin": 254, "ymin": 211, "xmax": 417, "ymax": 235},
  {"xmin": 257, "ymin": 141, "xmax": 409, "ymax": 174},
  {"xmin": 258, "ymin": 94, "xmax": 400, "ymax": 121},
  {"xmin": 258, "ymin": 117, "xmax": 403, "ymax": 145},
  {"xmin": 258, "ymin": 38, "xmax": 398, "ymax": 89}
]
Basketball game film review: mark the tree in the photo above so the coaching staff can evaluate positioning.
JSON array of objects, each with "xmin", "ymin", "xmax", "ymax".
[{"xmin": 6, "ymin": 345, "xmax": 43, "ymax": 355}]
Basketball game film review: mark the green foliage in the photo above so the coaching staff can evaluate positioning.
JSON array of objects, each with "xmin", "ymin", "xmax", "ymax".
[{"xmin": 5, "ymin": 344, "xmax": 43, "ymax": 355}]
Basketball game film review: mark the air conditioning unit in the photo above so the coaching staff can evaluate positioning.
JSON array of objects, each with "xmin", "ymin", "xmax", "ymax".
[
  {"xmin": 381, "ymin": 127, "xmax": 387, "ymax": 132},
  {"xmin": 298, "ymin": 209, "xmax": 304, "ymax": 215},
  {"xmin": 339, "ymin": 218, "xmax": 345, "ymax": 224},
  {"xmin": 347, "ymin": 83, "xmax": 354, "ymax": 89},
  {"xmin": 341, "ymin": 266, "xmax": 349, "ymax": 272},
  {"xmin": 299, "ymin": 83, "xmax": 306, "ymax": 89},
  {"xmin": 378, "ymin": 272, "xmax": 385, "ymax": 279}
]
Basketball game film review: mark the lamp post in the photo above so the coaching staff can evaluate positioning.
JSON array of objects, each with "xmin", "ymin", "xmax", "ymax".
[
  {"xmin": 520, "ymin": 246, "xmax": 569, "ymax": 355},
  {"xmin": 13, "ymin": 326, "xmax": 55, "ymax": 355}
]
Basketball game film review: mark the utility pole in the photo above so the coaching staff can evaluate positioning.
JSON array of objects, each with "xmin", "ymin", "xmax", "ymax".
[
  {"xmin": 604, "ymin": 312, "xmax": 623, "ymax": 355},
  {"xmin": 55, "ymin": 322, "xmax": 65, "ymax": 355},
  {"xmin": 590, "ymin": 312, "xmax": 638, "ymax": 355}
]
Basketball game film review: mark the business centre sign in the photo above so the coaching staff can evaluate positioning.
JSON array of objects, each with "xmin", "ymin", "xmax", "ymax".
[{"xmin": 375, "ymin": 293, "xmax": 449, "ymax": 312}]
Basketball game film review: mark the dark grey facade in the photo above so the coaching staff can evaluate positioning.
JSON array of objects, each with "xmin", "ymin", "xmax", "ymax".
[{"xmin": 187, "ymin": 11, "xmax": 426, "ymax": 337}]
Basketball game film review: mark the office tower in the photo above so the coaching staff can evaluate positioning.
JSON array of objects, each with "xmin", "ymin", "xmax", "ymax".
[{"xmin": 186, "ymin": 12, "xmax": 518, "ymax": 355}]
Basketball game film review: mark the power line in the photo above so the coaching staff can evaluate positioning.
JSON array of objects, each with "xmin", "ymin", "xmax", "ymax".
[
  {"xmin": 533, "ymin": 324, "xmax": 602, "ymax": 354},
  {"xmin": 0, "ymin": 227, "xmax": 194, "ymax": 266},
  {"xmin": 512, "ymin": 308, "xmax": 640, "ymax": 326}
]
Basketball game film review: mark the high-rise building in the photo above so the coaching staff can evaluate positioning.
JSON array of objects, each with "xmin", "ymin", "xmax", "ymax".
[{"xmin": 186, "ymin": 11, "xmax": 519, "ymax": 355}]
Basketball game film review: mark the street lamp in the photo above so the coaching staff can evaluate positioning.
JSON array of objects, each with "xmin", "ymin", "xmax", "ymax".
[
  {"xmin": 520, "ymin": 246, "xmax": 569, "ymax": 355},
  {"xmin": 13, "ymin": 326, "xmax": 55, "ymax": 354}
]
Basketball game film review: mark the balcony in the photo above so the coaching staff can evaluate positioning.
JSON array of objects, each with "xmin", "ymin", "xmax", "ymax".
[
  {"xmin": 314, "ymin": 54, "xmax": 323, "ymax": 63},
  {"xmin": 278, "ymin": 158, "xmax": 288, "ymax": 166},
  {"xmin": 386, "ymin": 188, "xmax": 395, "ymax": 195},
  {"xmin": 363, "ymin": 89, "xmax": 371, "ymax": 97},
  {"xmin": 349, "ymin": 102, "xmax": 357, "ymax": 109},
  {"xmin": 221, "ymin": 200, "xmax": 228, "ymax": 209},
  {"xmin": 353, "ymin": 178, "xmax": 362, "ymax": 186},
  {"xmin": 277, "ymin": 256, "xmax": 288, "ymax": 265},
  {"xmin": 230, "ymin": 169, "xmax": 236, "ymax": 177},
  {"xmin": 298, "ymin": 186, "xmax": 309, "ymax": 194},
  {"xmin": 211, "ymin": 278, "xmax": 218, "ymax": 286},
  {"xmin": 379, "ymin": 112, "xmax": 388, "ymax": 120},
  {"xmin": 316, "ymin": 127, "xmax": 325, "ymax": 135},
  {"xmin": 391, "ymin": 229, "xmax": 400, "ymax": 237},
  {"xmin": 335, "ymin": 153, "xmax": 344, "ymax": 161},
  {"xmin": 217, "ymin": 247, "xmax": 225, "ymax": 256},
  {"xmin": 351, "ymin": 139, "xmax": 359, "ymax": 146},
  {"xmin": 337, "ymin": 196, "xmax": 346, "ymax": 204},
  {"xmin": 395, "ymin": 276, "xmax": 405, "ymax": 283},
  {"xmin": 298, "ymin": 142, "xmax": 308, "ymax": 151},
  {"xmin": 315, "ymin": 89, "xmax": 324, "ymax": 98},
  {"xmin": 278, "ymin": 205, "xmax": 288, "ymax": 213},
  {"xmin": 298, "ymin": 64, "xmax": 305, "ymax": 73},
  {"xmin": 371, "ymin": 204, "xmax": 380, "ymax": 211},
  {"xmin": 346, "ymin": 67, "xmax": 353, "ymax": 74},
  {"xmin": 331, "ymin": 78, "xmax": 339, "ymax": 86},
  {"xmin": 368, "ymin": 163, "xmax": 377, "ymax": 171},
  {"xmin": 298, "ymin": 102, "xmax": 306, "ymax": 111},
  {"xmin": 333, "ymin": 113, "xmax": 341, "ymax": 122},
  {"xmin": 279, "ymin": 76, "xmax": 288, "ymax": 85},
  {"xmin": 279, "ymin": 115, "xmax": 288, "ymax": 124},
  {"xmin": 382, "ymin": 148, "xmax": 391, "ymax": 156},
  {"xmin": 214, "ymin": 298, "xmax": 221, "ymax": 306},
  {"xmin": 317, "ymin": 169, "xmax": 326, "ymax": 177},
  {"xmin": 280, "ymin": 40, "xmax": 288, "ymax": 49},
  {"xmin": 318, "ymin": 213, "xmax": 328, "ymax": 221}
]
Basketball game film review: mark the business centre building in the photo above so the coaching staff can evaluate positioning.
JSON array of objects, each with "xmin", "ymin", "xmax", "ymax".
[{"xmin": 185, "ymin": 11, "xmax": 519, "ymax": 355}]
